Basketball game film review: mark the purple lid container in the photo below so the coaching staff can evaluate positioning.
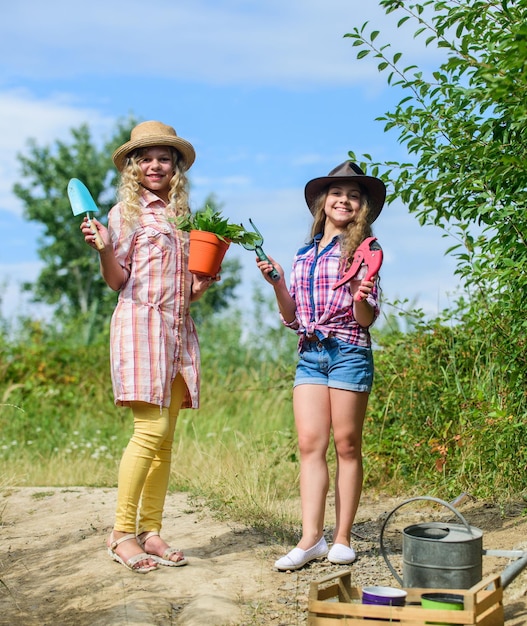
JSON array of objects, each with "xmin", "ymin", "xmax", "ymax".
[{"xmin": 362, "ymin": 586, "xmax": 407, "ymax": 606}]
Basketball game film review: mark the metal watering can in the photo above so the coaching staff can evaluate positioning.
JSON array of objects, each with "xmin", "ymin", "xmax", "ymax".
[{"xmin": 380, "ymin": 496, "xmax": 527, "ymax": 590}]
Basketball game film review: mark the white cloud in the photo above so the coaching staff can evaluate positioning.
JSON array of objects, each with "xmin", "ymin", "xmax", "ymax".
[
  {"xmin": 0, "ymin": 89, "xmax": 113, "ymax": 216},
  {"xmin": 0, "ymin": 1, "xmax": 444, "ymax": 88}
]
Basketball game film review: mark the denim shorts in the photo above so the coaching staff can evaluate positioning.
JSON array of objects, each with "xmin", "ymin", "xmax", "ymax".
[{"xmin": 294, "ymin": 336, "xmax": 374, "ymax": 392}]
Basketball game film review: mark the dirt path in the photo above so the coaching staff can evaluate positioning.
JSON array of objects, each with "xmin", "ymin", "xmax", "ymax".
[{"xmin": 1, "ymin": 488, "xmax": 526, "ymax": 625}]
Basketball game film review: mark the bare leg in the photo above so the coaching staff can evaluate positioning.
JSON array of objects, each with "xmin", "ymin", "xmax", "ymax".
[
  {"xmin": 293, "ymin": 384, "xmax": 332, "ymax": 549},
  {"xmin": 330, "ymin": 388, "xmax": 369, "ymax": 546}
]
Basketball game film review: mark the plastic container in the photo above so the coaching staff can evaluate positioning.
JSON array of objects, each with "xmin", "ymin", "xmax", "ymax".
[
  {"xmin": 421, "ymin": 592, "xmax": 464, "ymax": 625},
  {"xmin": 362, "ymin": 586, "xmax": 407, "ymax": 606}
]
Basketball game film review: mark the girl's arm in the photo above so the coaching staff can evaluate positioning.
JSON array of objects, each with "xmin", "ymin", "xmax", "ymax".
[
  {"xmin": 273, "ymin": 279, "xmax": 297, "ymax": 324},
  {"xmin": 80, "ymin": 217, "xmax": 125, "ymax": 291},
  {"xmin": 352, "ymin": 278, "xmax": 377, "ymax": 327},
  {"xmin": 98, "ymin": 245, "xmax": 126, "ymax": 291},
  {"xmin": 256, "ymin": 256, "xmax": 296, "ymax": 323}
]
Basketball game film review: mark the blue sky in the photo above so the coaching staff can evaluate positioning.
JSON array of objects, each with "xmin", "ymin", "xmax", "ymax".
[{"xmin": 0, "ymin": 0, "xmax": 460, "ymax": 323}]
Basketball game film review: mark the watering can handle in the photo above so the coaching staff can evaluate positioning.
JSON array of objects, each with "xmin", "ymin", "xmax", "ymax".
[{"xmin": 379, "ymin": 496, "xmax": 475, "ymax": 586}]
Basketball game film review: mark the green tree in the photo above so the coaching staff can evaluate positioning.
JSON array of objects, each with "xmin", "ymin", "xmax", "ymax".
[
  {"xmin": 346, "ymin": 0, "xmax": 527, "ymax": 397},
  {"xmin": 13, "ymin": 117, "xmax": 139, "ymax": 325}
]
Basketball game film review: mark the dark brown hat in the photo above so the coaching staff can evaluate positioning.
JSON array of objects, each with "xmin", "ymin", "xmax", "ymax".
[{"xmin": 304, "ymin": 161, "xmax": 386, "ymax": 223}]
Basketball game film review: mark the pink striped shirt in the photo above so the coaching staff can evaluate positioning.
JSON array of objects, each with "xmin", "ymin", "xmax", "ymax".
[
  {"xmin": 108, "ymin": 190, "xmax": 200, "ymax": 409},
  {"xmin": 284, "ymin": 234, "xmax": 380, "ymax": 349}
]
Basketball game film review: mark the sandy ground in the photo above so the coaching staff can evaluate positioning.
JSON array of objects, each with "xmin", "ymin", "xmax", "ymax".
[{"xmin": 1, "ymin": 487, "xmax": 526, "ymax": 625}]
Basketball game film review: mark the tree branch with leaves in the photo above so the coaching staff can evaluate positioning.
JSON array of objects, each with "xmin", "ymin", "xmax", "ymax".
[{"xmin": 345, "ymin": 0, "xmax": 527, "ymax": 406}]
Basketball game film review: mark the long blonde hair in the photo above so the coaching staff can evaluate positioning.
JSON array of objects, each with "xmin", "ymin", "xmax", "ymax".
[
  {"xmin": 116, "ymin": 147, "xmax": 190, "ymax": 225},
  {"xmin": 309, "ymin": 184, "xmax": 373, "ymax": 271}
]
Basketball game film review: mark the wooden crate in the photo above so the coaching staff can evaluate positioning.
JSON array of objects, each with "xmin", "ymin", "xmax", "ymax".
[{"xmin": 308, "ymin": 571, "xmax": 504, "ymax": 625}]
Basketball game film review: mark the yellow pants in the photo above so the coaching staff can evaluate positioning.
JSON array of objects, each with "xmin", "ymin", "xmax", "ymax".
[{"xmin": 114, "ymin": 374, "xmax": 186, "ymax": 534}]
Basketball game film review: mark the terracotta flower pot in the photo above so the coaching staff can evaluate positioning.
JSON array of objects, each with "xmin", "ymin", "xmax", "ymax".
[{"xmin": 188, "ymin": 230, "xmax": 230, "ymax": 277}]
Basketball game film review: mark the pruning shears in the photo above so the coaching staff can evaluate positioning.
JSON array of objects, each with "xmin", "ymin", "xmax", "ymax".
[
  {"xmin": 332, "ymin": 236, "xmax": 383, "ymax": 300},
  {"xmin": 241, "ymin": 218, "xmax": 280, "ymax": 282}
]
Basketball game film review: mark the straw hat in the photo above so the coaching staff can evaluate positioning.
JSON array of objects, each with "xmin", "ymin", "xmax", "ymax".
[
  {"xmin": 304, "ymin": 161, "xmax": 386, "ymax": 224},
  {"xmin": 112, "ymin": 121, "xmax": 196, "ymax": 172}
]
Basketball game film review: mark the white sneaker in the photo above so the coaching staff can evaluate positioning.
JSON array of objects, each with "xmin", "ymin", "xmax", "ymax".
[
  {"xmin": 274, "ymin": 536, "xmax": 329, "ymax": 571},
  {"xmin": 327, "ymin": 543, "xmax": 356, "ymax": 564}
]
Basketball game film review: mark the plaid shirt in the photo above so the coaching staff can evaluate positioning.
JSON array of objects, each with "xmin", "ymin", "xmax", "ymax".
[
  {"xmin": 108, "ymin": 190, "xmax": 200, "ymax": 409},
  {"xmin": 284, "ymin": 234, "xmax": 379, "ymax": 349}
]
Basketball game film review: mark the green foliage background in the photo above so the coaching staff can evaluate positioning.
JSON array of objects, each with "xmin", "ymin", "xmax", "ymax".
[
  {"xmin": 346, "ymin": 0, "xmax": 527, "ymax": 415},
  {"xmin": 1, "ymin": 295, "xmax": 525, "ymax": 534}
]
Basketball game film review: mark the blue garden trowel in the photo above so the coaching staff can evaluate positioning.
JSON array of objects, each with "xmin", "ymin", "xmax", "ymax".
[{"xmin": 67, "ymin": 178, "xmax": 105, "ymax": 250}]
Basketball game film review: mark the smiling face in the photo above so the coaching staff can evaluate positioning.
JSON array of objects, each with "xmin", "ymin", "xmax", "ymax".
[
  {"xmin": 323, "ymin": 181, "xmax": 362, "ymax": 232},
  {"xmin": 137, "ymin": 146, "xmax": 175, "ymax": 201}
]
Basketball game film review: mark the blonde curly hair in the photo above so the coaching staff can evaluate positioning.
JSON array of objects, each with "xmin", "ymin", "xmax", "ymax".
[
  {"xmin": 116, "ymin": 147, "xmax": 190, "ymax": 225},
  {"xmin": 309, "ymin": 184, "xmax": 373, "ymax": 272}
]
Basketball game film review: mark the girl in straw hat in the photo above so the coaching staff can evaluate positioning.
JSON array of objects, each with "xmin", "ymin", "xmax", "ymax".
[
  {"xmin": 80, "ymin": 121, "xmax": 217, "ymax": 573},
  {"xmin": 256, "ymin": 161, "xmax": 386, "ymax": 571}
]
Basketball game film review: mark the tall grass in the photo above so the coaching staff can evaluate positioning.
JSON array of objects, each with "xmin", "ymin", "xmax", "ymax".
[{"xmin": 0, "ymin": 304, "xmax": 525, "ymax": 538}]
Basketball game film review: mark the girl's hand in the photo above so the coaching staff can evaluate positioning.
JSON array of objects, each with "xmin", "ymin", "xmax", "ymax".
[
  {"xmin": 256, "ymin": 255, "xmax": 284, "ymax": 285},
  {"xmin": 80, "ymin": 217, "xmax": 109, "ymax": 250},
  {"xmin": 353, "ymin": 276, "xmax": 377, "ymax": 327},
  {"xmin": 191, "ymin": 272, "xmax": 220, "ymax": 301},
  {"xmin": 354, "ymin": 277, "xmax": 375, "ymax": 302}
]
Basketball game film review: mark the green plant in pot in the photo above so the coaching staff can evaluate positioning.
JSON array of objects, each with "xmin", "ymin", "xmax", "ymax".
[
  {"xmin": 176, "ymin": 205, "xmax": 258, "ymax": 245},
  {"xmin": 176, "ymin": 205, "xmax": 259, "ymax": 276}
]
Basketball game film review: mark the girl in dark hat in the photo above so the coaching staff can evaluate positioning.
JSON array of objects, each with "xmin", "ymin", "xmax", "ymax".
[
  {"xmin": 80, "ymin": 121, "xmax": 217, "ymax": 573},
  {"xmin": 257, "ymin": 161, "xmax": 386, "ymax": 570}
]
